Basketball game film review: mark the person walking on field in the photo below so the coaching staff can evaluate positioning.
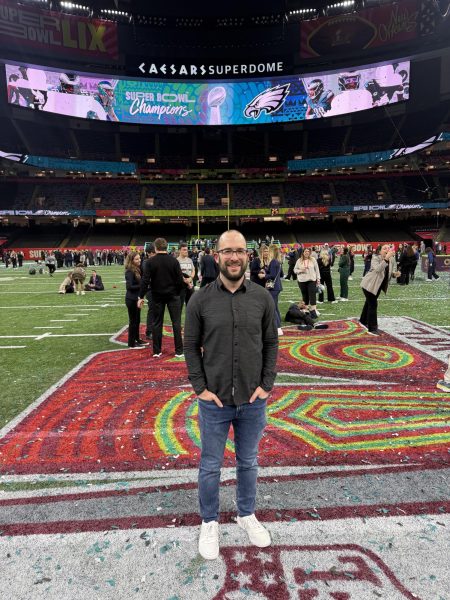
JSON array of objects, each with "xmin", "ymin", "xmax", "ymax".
[
  {"xmin": 138, "ymin": 237, "xmax": 184, "ymax": 358},
  {"xmin": 425, "ymin": 247, "xmax": 440, "ymax": 282},
  {"xmin": 360, "ymin": 244, "xmax": 400, "ymax": 336},
  {"xmin": 184, "ymin": 230, "xmax": 278, "ymax": 561},
  {"xmin": 338, "ymin": 247, "xmax": 351, "ymax": 301}
]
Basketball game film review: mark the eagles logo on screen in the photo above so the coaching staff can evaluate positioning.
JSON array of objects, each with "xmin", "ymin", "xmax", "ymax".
[{"xmin": 244, "ymin": 83, "xmax": 290, "ymax": 120}]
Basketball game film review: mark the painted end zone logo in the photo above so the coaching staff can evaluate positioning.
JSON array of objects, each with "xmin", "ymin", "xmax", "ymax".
[
  {"xmin": 0, "ymin": 319, "xmax": 448, "ymax": 476},
  {"xmin": 212, "ymin": 544, "xmax": 416, "ymax": 599}
]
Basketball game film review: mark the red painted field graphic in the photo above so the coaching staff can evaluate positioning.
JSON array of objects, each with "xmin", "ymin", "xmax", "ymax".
[{"xmin": 0, "ymin": 320, "xmax": 448, "ymax": 475}]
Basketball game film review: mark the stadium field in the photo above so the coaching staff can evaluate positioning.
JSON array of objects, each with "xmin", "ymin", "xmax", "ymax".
[{"xmin": 1, "ymin": 260, "xmax": 448, "ymax": 426}]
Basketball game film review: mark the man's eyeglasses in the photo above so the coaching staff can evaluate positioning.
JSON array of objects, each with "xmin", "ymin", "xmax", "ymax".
[{"xmin": 217, "ymin": 248, "xmax": 247, "ymax": 258}]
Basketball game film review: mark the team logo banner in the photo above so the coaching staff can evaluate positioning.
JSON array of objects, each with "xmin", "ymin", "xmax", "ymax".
[
  {"xmin": 0, "ymin": 0, "xmax": 118, "ymax": 61},
  {"xmin": 300, "ymin": 0, "xmax": 436, "ymax": 58},
  {"xmin": 4, "ymin": 59, "xmax": 409, "ymax": 126}
]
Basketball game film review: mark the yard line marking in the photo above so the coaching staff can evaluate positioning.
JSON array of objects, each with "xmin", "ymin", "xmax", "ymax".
[
  {"xmin": 0, "ymin": 333, "xmax": 116, "ymax": 339},
  {"xmin": 0, "ymin": 335, "xmax": 38, "ymax": 339},
  {"xmin": 0, "ymin": 345, "xmax": 26, "ymax": 349},
  {"xmin": 35, "ymin": 332, "xmax": 51, "ymax": 341},
  {"xmin": 0, "ymin": 304, "xmax": 122, "ymax": 309},
  {"xmin": 50, "ymin": 319, "xmax": 78, "ymax": 322},
  {"xmin": 47, "ymin": 333, "xmax": 115, "ymax": 337},
  {"xmin": 0, "ymin": 458, "xmax": 411, "ymax": 487},
  {"xmin": 33, "ymin": 326, "xmax": 63, "ymax": 329}
]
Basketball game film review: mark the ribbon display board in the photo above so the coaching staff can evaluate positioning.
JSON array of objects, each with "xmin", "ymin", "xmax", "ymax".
[{"xmin": 4, "ymin": 58, "xmax": 409, "ymax": 126}]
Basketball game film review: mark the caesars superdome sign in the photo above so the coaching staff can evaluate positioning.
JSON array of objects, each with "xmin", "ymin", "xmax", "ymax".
[{"xmin": 134, "ymin": 61, "xmax": 285, "ymax": 78}]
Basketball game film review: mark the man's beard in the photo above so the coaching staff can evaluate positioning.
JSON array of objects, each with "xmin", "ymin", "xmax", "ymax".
[{"xmin": 218, "ymin": 258, "xmax": 248, "ymax": 282}]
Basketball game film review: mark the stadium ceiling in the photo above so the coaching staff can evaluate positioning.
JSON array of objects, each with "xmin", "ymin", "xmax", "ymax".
[{"xmin": 23, "ymin": 0, "xmax": 409, "ymax": 20}]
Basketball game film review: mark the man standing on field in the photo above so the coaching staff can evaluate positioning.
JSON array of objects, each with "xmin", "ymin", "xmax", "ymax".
[{"xmin": 184, "ymin": 230, "xmax": 278, "ymax": 560}]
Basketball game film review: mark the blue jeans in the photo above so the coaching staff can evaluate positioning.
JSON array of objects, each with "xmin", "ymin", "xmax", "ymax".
[
  {"xmin": 198, "ymin": 398, "xmax": 267, "ymax": 522},
  {"xmin": 268, "ymin": 289, "xmax": 281, "ymax": 328}
]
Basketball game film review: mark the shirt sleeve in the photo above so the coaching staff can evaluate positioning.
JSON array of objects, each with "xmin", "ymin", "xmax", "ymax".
[
  {"xmin": 266, "ymin": 259, "xmax": 280, "ymax": 280},
  {"xmin": 125, "ymin": 270, "xmax": 140, "ymax": 292},
  {"xmin": 260, "ymin": 294, "xmax": 279, "ymax": 392},
  {"xmin": 313, "ymin": 258, "xmax": 320, "ymax": 280},
  {"xmin": 184, "ymin": 295, "xmax": 208, "ymax": 395},
  {"xmin": 173, "ymin": 259, "xmax": 185, "ymax": 294},
  {"xmin": 139, "ymin": 260, "xmax": 151, "ymax": 298}
]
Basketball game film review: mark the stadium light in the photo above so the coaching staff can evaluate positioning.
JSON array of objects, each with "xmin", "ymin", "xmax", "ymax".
[
  {"xmin": 60, "ymin": 2, "xmax": 90, "ymax": 11},
  {"xmin": 100, "ymin": 9, "xmax": 129, "ymax": 17},
  {"xmin": 327, "ymin": 0, "xmax": 355, "ymax": 9},
  {"xmin": 288, "ymin": 8, "xmax": 316, "ymax": 15},
  {"xmin": 216, "ymin": 17, "xmax": 245, "ymax": 27}
]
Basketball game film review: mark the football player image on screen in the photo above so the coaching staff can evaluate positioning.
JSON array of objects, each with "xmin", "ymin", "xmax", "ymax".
[
  {"xmin": 365, "ymin": 64, "xmax": 405, "ymax": 106},
  {"xmin": 337, "ymin": 72, "xmax": 361, "ymax": 91},
  {"xmin": 304, "ymin": 79, "xmax": 334, "ymax": 119},
  {"xmin": 14, "ymin": 66, "xmax": 48, "ymax": 110},
  {"xmin": 328, "ymin": 70, "xmax": 373, "ymax": 116},
  {"xmin": 58, "ymin": 73, "xmax": 81, "ymax": 94},
  {"xmin": 93, "ymin": 81, "xmax": 119, "ymax": 122},
  {"xmin": 7, "ymin": 74, "xmax": 20, "ymax": 105}
]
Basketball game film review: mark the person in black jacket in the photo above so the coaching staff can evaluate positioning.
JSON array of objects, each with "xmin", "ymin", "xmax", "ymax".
[
  {"xmin": 138, "ymin": 237, "xmax": 184, "ymax": 358},
  {"xmin": 124, "ymin": 252, "xmax": 148, "ymax": 348},
  {"xmin": 200, "ymin": 247, "xmax": 219, "ymax": 287},
  {"xmin": 284, "ymin": 247, "xmax": 299, "ymax": 280},
  {"xmin": 397, "ymin": 244, "xmax": 416, "ymax": 285},
  {"xmin": 249, "ymin": 244, "xmax": 269, "ymax": 287},
  {"xmin": 84, "ymin": 270, "xmax": 104, "ymax": 291},
  {"xmin": 317, "ymin": 249, "xmax": 337, "ymax": 303}
]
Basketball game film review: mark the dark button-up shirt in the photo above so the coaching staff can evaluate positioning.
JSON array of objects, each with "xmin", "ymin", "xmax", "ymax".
[{"xmin": 184, "ymin": 277, "xmax": 278, "ymax": 406}]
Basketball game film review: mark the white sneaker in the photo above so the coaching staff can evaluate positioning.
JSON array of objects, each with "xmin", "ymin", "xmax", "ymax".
[
  {"xmin": 152, "ymin": 353, "xmax": 162, "ymax": 358},
  {"xmin": 277, "ymin": 328, "xmax": 284, "ymax": 336},
  {"xmin": 317, "ymin": 301, "xmax": 323, "ymax": 304},
  {"xmin": 237, "ymin": 514, "xmax": 271, "ymax": 547},
  {"xmin": 198, "ymin": 520, "xmax": 219, "ymax": 560},
  {"xmin": 76, "ymin": 291, "xmax": 80, "ymax": 295},
  {"xmin": 331, "ymin": 300, "xmax": 339, "ymax": 304},
  {"xmin": 175, "ymin": 353, "xmax": 184, "ymax": 358},
  {"xmin": 340, "ymin": 297, "xmax": 349, "ymax": 302},
  {"xmin": 81, "ymin": 290, "xmax": 85, "ymax": 295},
  {"xmin": 348, "ymin": 276, "xmax": 353, "ymax": 280}
]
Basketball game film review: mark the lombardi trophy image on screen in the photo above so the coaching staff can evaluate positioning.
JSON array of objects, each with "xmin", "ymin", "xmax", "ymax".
[{"xmin": 207, "ymin": 86, "xmax": 226, "ymax": 125}]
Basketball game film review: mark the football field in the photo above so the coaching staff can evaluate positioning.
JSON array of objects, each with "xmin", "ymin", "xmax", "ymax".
[{"xmin": 1, "ymin": 260, "xmax": 448, "ymax": 423}]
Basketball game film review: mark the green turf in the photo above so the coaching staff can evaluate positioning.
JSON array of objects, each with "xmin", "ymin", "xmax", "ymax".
[{"xmin": 0, "ymin": 261, "xmax": 449, "ymax": 426}]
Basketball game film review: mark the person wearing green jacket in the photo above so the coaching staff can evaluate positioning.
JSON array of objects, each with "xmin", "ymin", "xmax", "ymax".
[{"xmin": 338, "ymin": 247, "xmax": 351, "ymax": 301}]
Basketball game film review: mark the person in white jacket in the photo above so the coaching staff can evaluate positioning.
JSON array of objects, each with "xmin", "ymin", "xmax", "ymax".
[{"xmin": 294, "ymin": 247, "xmax": 321, "ymax": 319}]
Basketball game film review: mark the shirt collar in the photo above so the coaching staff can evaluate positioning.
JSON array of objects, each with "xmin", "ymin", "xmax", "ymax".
[{"xmin": 216, "ymin": 276, "xmax": 248, "ymax": 293}]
